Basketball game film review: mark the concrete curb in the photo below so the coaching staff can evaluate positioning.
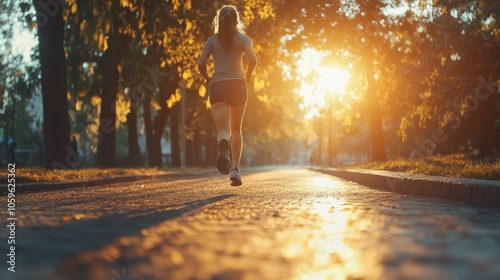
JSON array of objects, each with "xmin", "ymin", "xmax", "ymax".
[
  {"xmin": 0, "ymin": 173, "xmax": 185, "ymax": 195},
  {"xmin": 313, "ymin": 168, "xmax": 500, "ymax": 208}
]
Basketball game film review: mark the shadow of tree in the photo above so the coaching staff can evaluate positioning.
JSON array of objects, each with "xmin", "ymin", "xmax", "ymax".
[{"xmin": 10, "ymin": 194, "xmax": 236, "ymax": 277}]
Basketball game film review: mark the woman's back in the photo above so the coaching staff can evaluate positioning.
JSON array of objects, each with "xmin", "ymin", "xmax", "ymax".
[{"xmin": 200, "ymin": 33, "xmax": 255, "ymax": 84}]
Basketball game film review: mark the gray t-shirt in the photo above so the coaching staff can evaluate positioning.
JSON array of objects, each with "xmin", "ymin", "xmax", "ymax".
[{"xmin": 198, "ymin": 33, "xmax": 257, "ymax": 84}]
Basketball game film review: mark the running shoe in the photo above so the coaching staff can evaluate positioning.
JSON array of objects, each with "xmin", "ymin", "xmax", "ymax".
[
  {"xmin": 216, "ymin": 138, "xmax": 231, "ymax": 175},
  {"xmin": 229, "ymin": 168, "xmax": 242, "ymax": 186}
]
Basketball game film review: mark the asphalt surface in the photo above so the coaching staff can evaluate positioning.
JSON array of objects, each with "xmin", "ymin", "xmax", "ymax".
[{"xmin": 1, "ymin": 167, "xmax": 500, "ymax": 280}]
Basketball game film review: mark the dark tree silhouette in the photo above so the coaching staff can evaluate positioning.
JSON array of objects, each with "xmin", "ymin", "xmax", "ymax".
[
  {"xmin": 126, "ymin": 106, "xmax": 142, "ymax": 166},
  {"xmin": 97, "ymin": 1, "xmax": 132, "ymax": 167},
  {"xmin": 144, "ymin": 72, "xmax": 178, "ymax": 168},
  {"xmin": 33, "ymin": 0, "xmax": 70, "ymax": 168}
]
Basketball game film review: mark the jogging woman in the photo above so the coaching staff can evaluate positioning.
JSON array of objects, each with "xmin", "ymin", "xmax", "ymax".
[{"xmin": 198, "ymin": 5, "xmax": 258, "ymax": 186}]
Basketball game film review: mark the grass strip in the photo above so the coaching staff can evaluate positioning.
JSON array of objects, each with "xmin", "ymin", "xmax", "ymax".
[{"xmin": 350, "ymin": 153, "xmax": 500, "ymax": 181}]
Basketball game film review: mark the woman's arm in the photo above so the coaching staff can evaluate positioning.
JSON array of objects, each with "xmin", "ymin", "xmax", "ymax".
[
  {"xmin": 197, "ymin": 39, "xmax": 212, "ymax": 83},
  {"xmin": 198, "ymin": 64, "xmax": 211, "ymax": 84},
  {"xmin": 243, "ymin": 36, "xmax": 258, "ymax": 83},
  {"xmin": 245, "ymin": 57, "xmax": 257, "ymax": 83}
]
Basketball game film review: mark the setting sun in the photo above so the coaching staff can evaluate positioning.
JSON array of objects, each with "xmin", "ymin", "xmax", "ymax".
[{"xmin": 295, "ymin": 48, "xmax": 351, "ymax": 119}]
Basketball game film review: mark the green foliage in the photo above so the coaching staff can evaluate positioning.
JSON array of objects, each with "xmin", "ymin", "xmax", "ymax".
[
  {"xmin": 5, "ymin": 0, "xmax": 498, "ymax": 167},
  {"xmin": 391, "ymin": 1, "xmax": 500, "ymax": 156}
]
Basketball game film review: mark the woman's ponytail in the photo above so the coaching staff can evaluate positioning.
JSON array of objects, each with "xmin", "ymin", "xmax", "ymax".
[{"xmin": 213, "ymin": 5, "xmax": 245, "ymax": 50}]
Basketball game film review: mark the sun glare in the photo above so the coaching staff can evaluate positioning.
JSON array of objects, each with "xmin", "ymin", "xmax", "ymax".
[{"xmin": 296, "ymin": 48, "xmax": 351, "ymax": 119}]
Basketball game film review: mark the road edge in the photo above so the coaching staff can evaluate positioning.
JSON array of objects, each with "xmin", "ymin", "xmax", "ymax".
[
  {"xmin": 313, "ymin": 167, "xmax": 500, "ymax": 208},
  {"xmin": 0, "ymin": 173, "xmax": 185, "ymax": 195}
]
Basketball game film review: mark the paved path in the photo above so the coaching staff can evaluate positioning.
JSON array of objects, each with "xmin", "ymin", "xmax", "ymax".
[{"xmin": 1, "ymin": 168, "xmax": 500, "ymax": 280}]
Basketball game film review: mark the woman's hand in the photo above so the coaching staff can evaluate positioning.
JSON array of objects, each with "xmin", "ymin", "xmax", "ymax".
[{"xmin": 245, "ymin": 73, "xmax": 252, "ymax": 84}]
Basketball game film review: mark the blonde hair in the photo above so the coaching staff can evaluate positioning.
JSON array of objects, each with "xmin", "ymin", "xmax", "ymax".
[{"xmin": 212, "ymin": 5, "xmax": 246, "ymax": 50}]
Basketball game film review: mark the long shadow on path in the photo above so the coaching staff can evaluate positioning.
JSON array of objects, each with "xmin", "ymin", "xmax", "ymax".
[{"xmin": 1, "ymin": 194, "xmax": 236, "ymax": 279}]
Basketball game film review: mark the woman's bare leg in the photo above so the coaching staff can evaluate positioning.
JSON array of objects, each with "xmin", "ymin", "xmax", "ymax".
[
  {"xmin": 211, "ymin": 102, "xmax": 232, "ymax": 174},
  {"xmin": 229, "ymin": 103, "xmax": 247, "ymax": 169},
  {"xmin": 211, "ymin": 102, "xmax": 231, "ymax": 143}
]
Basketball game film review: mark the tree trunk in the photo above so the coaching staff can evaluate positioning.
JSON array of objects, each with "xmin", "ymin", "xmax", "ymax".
[
  {"xmin": 477, "ymin": 95, "xmax": 499, "ymax": 158},
  {"xmin": 144, "ymin": 73, "xmax": 177, "ymax": 168},
  {"xmin": 143, "ymin": 94, "xmax": 153, "ymax": 167},
  {"xmin": 206, "ymin": 133, "xmax": 216, "ymax": 167},
  {"xmin": 127, "ymin": 106, "xmax": 142, "ymax": 166},
  {"xmin": 143, "ymin": 93, "xmax": 160, "ymax": 167},
  {"xmin": 98, "ymin": 49, "xmax": 118, "ymax": 167},
  {"xmin": 33, "ymin": 0, "xmax": 70, "ymax": 169},
  {"xmin": 193, "ymin": 128, "xmax": 201, "ymax": 166},
  {"xmin": 149, "ymin": 133, "xmax": 163, "ymax": 167},
  {"xmin": 170, "ymin": 104, "xmax": 181, "ymax": 168},
  {"xmin": 186, "ymin": 139, "xmax": 193, "ymax": 166},
  {"xmin": 97, "ymin": 30, "xmax": 131, "ymax": 167},
  {"xmin": 365, "ymin": 51, "xmax": 387, "ymax": 161}
]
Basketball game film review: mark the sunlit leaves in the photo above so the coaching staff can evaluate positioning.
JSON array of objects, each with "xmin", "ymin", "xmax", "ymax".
[
  {"xmin": 253, "ymin": 76, "xmax": 266, "ymax": 91},
  {"xmin": 75, "ymin": 100, "xmax": 82, "ymax": 111},
  {"xmin": 172, "ymin": 0, "xmax": 192, "ymax": 11},
  {"xmin": 243, "ymin": 0, "xmax": 276, "ymax": 24},
  {"xmin": 70, "ymin": 3, "xmax": 77, "ymax": 14},
  {"xmin": 256, "ymin": 93, "xmax": 268, "ymax": 103},
  {"xmin": 198, "ymin": 85, "xmax": 206, "ymax": 97},
  {"xmin": 120, "ymin": 0, "xmax": 132, "ymax": 8},
  {"xmin": 96, "ymin": 34, "xmax": 109, "ymax": 52},
  {"xmin": 115, "ymin": 93, "xmax": 130, "ymax": 125},
  {"xmin": 166, "ymin": 88, "xmax": 182, "ymax": 109},
  {"xmin": 185, "ymin": 21, "xmax": 194, "ymax": 32}
]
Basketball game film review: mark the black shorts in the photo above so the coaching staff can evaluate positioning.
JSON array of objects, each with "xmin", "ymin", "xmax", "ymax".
[{"xmin": 209, "ymin": 80, "xmax": 248, "ymax": 106}]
